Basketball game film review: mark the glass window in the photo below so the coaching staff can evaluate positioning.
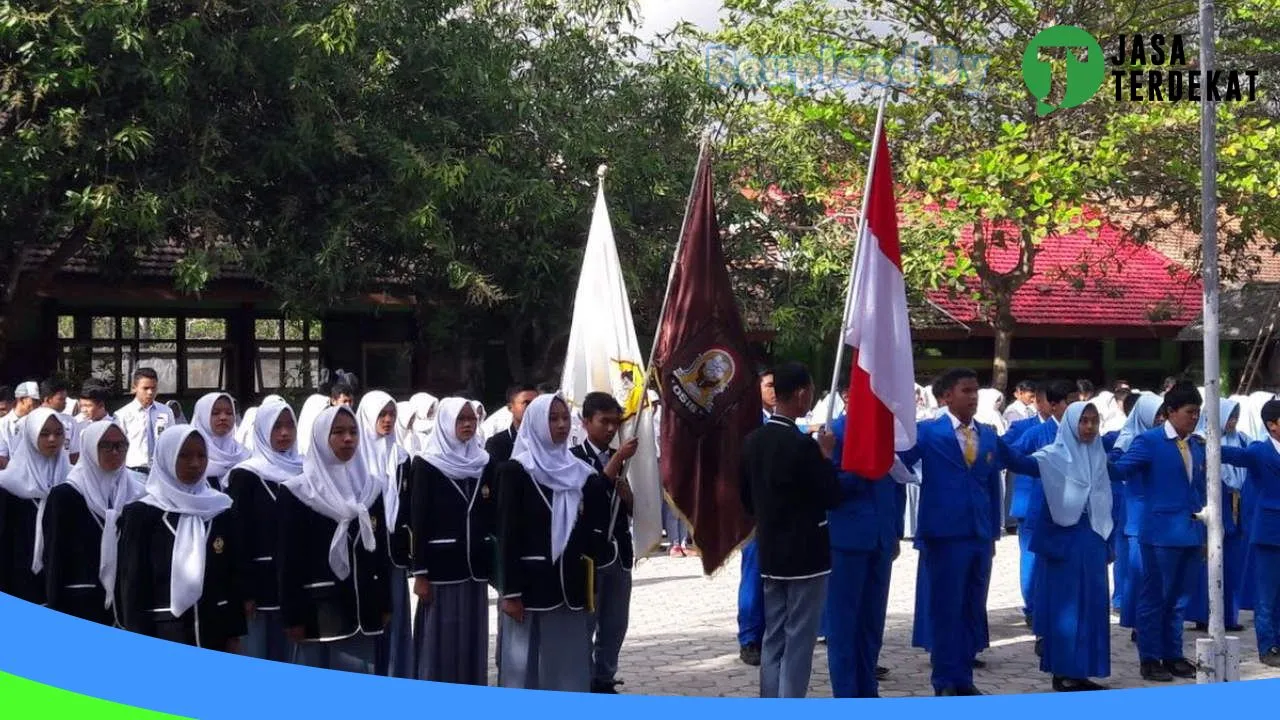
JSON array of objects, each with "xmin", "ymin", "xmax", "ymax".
[
  {"xmin": 186, "ymin": 346, "xmax": 227, "ymax": 390},
  {"xmin": 92, "ymin": 317, "xmax": 117, "ymax": 340},
  {"xmin": 256, "ymin": 319, "xmax": 281, "ymax": 341},
  {"xmin": 57, "ymin": 316, "xmax": 75, "ymax": 340},
  {"xmin": 185, "ymin": 318, "xmax": 227, "ymax": 340}
]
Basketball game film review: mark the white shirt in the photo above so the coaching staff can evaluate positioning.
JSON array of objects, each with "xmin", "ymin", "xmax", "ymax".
[
  {"xmin": 115, "ymin": 400, "xmax": 176, "ymax": 468},
  {"xmin": 0, "ymin": 412, "xmax": 19, "ymax": 457},
  {"xmin": 1270, "ymin": 436, "xmax": 1280, "ymax": 456},
  {"xmin": 944, "ymin": 409, "xmax": 979, "ymax": 454},
  {"xmin": 585, "ymin": 439, "xmax": 613, "ymax": 470},
  {"xmin": 1164, "ymin": 422, "xmax": 1193, "ymax": 481},
  {"xmin": 1003, "ymin": 400, "xmax": 1036, "ymax": 424}
]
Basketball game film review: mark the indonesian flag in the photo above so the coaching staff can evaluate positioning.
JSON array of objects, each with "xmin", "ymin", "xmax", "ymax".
[{"xmin": 840, "ymin": 132, "xmax": 917, "ymax": 478}]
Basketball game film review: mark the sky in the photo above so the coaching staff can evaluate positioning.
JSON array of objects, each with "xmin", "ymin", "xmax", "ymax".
[{"xmin": 634, "ymin": 0, "xmax": 724, "ymax": 40}]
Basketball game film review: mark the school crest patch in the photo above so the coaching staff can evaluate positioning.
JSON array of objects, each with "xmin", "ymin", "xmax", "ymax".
[
  {"xmin": 212, "ymin": 537, "xmax": 225, "ymax": 555},
  {"xmin": 609, "ymin": 359, "xmax": 646, "ymax": 421}
]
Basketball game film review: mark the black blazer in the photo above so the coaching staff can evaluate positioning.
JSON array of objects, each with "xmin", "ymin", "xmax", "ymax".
[
  {"xmin": 0, "ymin": 489, "xmax": 45, "ymax": 605},
  {"xmin": 41, "ymin": 484, "xmax": 116, "ymax": 625},
  {"xmin": 115, "ymin": 503, "xmax": 246, "ymax": 650},
  {"xmin": 224, "ymin": 468, "xmax": 287, "ymax": 610},
  {"xmin": 571, "ymin": 443, "xmax": 634, "ymax": 570},
  {"xmin": 276, "ymin": 488, "xmax": 392, "ymax": 641},
  {"xmin": 388, "ymin": 459, "xmax": 413, "ymax": 569},
  {"xmin": 410, "ymin": 457, "xmax": 497, "ymax": 584},
  {"xmin": 485, "ymin": 428, "xmax": 517, "ymax": 464},
  {"xmin": 496, "ymin": 461, "xmax": 611, "ymax": 611},
  {"xmin": 740, "ymin": 416, "xmax": 841, "ymax": 579}
]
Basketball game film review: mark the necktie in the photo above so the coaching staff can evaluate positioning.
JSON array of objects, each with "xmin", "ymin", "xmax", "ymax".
[
  {"xmin": 144, "ymin": 406, "xmax": 155, "ymax": 465},
  {"xmin": 961, "ymin": 426, "xmax": 977, "ymax": 467},
  {"xmin": 1176, "ymin": 437, "xmax": 1193, "ymax": 481}
]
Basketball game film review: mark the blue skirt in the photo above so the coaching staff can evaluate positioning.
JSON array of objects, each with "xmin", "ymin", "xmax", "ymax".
[
  {"xmin": 911, "ymin": 545, "xmax": 931, "ymax": 651},
  {"xmin": 1032, "ymin": 519, "xmax": 1111, "ymax": 679},
  {"xmin": 1187, "ymin": 531, "xmax": 1244, "ymax": 625},
  {"xmin": 1119, "ymin": 535, "xmax": 1144, "ymax": 629},
  {"xmin": 1239, "ymin": 483, "xmax": 1259, "ymax": 611},
  {"xmin": 375, "ymin": 566, "xmax": 414, "ymax": 678}
]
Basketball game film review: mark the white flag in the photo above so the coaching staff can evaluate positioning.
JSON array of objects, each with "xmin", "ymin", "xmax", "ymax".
[{"xmin": 560, "ymin": 177, "xmax": 662, "ymax": 560}]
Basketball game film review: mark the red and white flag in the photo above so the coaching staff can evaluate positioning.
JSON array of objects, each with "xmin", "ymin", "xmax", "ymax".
[{"xmin": 841, "ymin": 131, "xmax": 917, "ymax": 477}]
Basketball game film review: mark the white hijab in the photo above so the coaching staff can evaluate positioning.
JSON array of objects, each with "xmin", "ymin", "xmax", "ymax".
[
  {"xmin": 63, "ymin": 421, "xmax": 146, "ymax": 608},
  {"xmin": 409, "ymin": 393, "xmax": 439, "ymax": 445},
  {"xmin": 511, "ymin": 393, "xmax": 594, "ymax": 562},
  {"xmin": 282, "ymin": 406, "xmax": 380, "ymax": 579},
  {"xmin": 139, "ymin": 425, "xmax": 234, "ymax": 617},
  {"xmin": 421, "ymin": 398, "xmax": 490, "ymax": 480},
  {"xmin": 394, "ymin": 401, "xmax": 419, "ymax": 455},
  {"xmin": 357, "ymin": 391, "xmax": 407, "ymax": 531},
  {"xmin": 296, "ymin": 394, "xmax": 330, "ymax": 455},
  {"xmin": 1114, "ymin": 392, "xmax": 1164, "ymax": 452},
  {"xmin": 1237, "ymin": 392, "xmax": 1274, "ymax": 445},
  {"xmin": 1196, "ymin": 398, "xmax": 1249, "ymax": 490},
  {"xmin": 192, "ymin": 393, "xmax": 251, "ymax": 482},
  {"xmin": 229, "ymin": 402, "xmax": 304, "ymax": 485},
  {"xmin": 1034, "ymin": 402, "xmax": 1113, "ymax": 539},
  {"xmin": 3, "ymin": 409, "xmax": 72, "ymax": 574},
  {"xmin": 976, "ymin": 388, "xmax": 1007, "ymax": 435}
]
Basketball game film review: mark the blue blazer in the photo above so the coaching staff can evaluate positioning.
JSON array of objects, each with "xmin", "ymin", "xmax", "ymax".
[
  {"xmin": 828, "ymin": 415, "xmax": 902, "ymax": 553},
  {"xmin": 1008, "ymin": 418, "xmax": 1058, "ymax": 527},
  {"xmin": 1110, "ymin": 426, "xmax": 1207, "ymax": 547},
  {"xmin": 1223, "ymin": 441, "xmax": 1280, "ymax": 547},
  {"xmin": 899, "ymin": 415, "xmax": 1005, "ymax": 541},
  {"xmin": 1102, "ymin": 431, "xmax": 1126, "ymax": 533},
  {"xmin": 1006, "ymin": 416, "xmax": 1045, "ymax": 520}
]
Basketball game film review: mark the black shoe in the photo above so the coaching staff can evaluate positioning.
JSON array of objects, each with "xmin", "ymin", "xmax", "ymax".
[
  {"xmin": 876, "ymin": 665, "xmax": 890, "ymax": 679},
  {"xmin": 1165, "ymin": 658, "xmax": 1196, "ymax": 678},
  {"xmin": 1261, "ymin": 648, "xmax": 1280, "ymax": 667},
  {"xmin": 1226, "ymin": 623, "xmax": 1245, "ymax": 632},
  {"xmin": 1053, "ymin": 676, "xmax": 1106, "ymax": 692},
  {"xmin": 740, "ymin": 644, "xmax": 761, "ymax": 667},
  {"xmin": 591, "ymin": 679, "xmax": 623, "ymax": 694},
  {"xmin": 1034, "ymin": 639, "xmax": 1043, "ymax": 658},
  {"xmin": 972, "ymin": 659, "xmax": 986, "ymax": 669},
  {"xmin": 1130, "ymin": 630, "xmax": 1138, "ymax": 643},
  {"xmin": 936, "ymin": 687, "xmax": 960, "ymax": 696},
  {"xmin": 1140, "ymin": 660, "xmax": 1173, "ymax": 682},
  {"xmin": 958, "ymin": 686, "xmax": 984, "ymax": 696},
  {"xmin": 1023, "ymin": 615, "xmax": 1033, "ymax": 629}
]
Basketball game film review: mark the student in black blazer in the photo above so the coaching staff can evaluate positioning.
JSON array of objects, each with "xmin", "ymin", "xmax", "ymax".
[{"xmin": 485, "ymin": 384, "xmax": 540, "ymax": 464}]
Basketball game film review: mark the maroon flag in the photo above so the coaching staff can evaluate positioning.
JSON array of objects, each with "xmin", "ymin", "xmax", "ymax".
[{"xmin": 654, "ymin": 150, "xmax": 762, "ymax": 576}]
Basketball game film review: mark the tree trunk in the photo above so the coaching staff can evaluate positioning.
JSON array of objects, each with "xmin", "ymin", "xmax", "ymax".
[{"xmin": 992, "ymin": 318, "xmax": 1014, "ymax": 393}]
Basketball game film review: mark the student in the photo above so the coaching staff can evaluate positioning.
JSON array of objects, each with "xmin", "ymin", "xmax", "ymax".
[
  {"xmin": 235, "ymin": 394, "xmax": 286, "ymax": 452},
  {"xmin": 295, "ymin": 394, "xmax": 331, "ymax": 456},
  {"xmin": 0, "ymin": 381, "xmax": 41, "ymax": 469},
  {"xmin": 329, "ymin": 382, "xmax": 355, "ymax": 409},
  {"xmin": 825, "ymin": 407, "xmax": 903, "ymax": 698},
  {"xmin": 37, "ymin": 378, "xmax": 78, "ymax": 464},
  {"xmin": 1003, "ymin": 381, "xmax": 1038, "ymax": 424},
  {"xmin": 571, "ymin": 392, "xmax": 640, "ymax": 694},
  {"xmin": 1187, "ymin": 398, "xmax": 1249, "ymax": 632},
  {"xmin": 116, "ymin": 425, "xmax": 243, "ymax": 651},
  {"xmin": 114, "ymin": 368, "xmax": 175, "ymax": 474},
  {"xmin": 1076, "ymin": 380, "xmax": 1096, "ymax": 403},
  {"xmin": 166, "ymin": 401, "xmax": 188, "ymax": 425},
  {"xmin": 740, "ymin": 362, "xmax": 840, "ymax": 698},
  {"xmin": 356, "ymin": 391, "xmax": 413, "ymax": 679},
  {"xmin": 41, "ymin": 421, "xmax": 145, "ymax": 625},
  {"xmin": 278, "ymin": 406, "xmax": 391, "ymax": 673},
  {"xmin": 1104, "ymin": 391, "xmax": 1141, "ymax": 613},
  {"xmin": 1221, "ymin": 399, "xmax": 1280, "ymax": 665},
  {"xmin": 1004, "ymin": 382, "xmax": 1052, "ymax": 626},
  {"xmin": 1022, "ymin": 402, "xmax": 1113, "ymax": 691},
  {"xmin": 411, "ymin": 397, "xmax": 495, "ymax": 685},
  {"xmin": 737, "ymin": 368, "xmax": 775, "ymax": 667},
  {"xmin": 190, "ymin": 392, "xmax": 251, "ymax": 490},
  {"xmin": 75, "ymin": 382, "xmax": 114, "ymax": 425},
  {"xmin": 224, "ymin": 401, "xmax": 303, "ymax": 662},
  {"xmin": 485, "ymin": 384, "xmax": 539, "ymax": 464},
  {"xmin": 1235, "ymin": 391, "xmax": 1276, "ymax": 613},
  {"xmin": 1109, "ymin": 383, "xmax": 1204, "ymax": 682},
  {"xmin": 496, "ymin": 393, "xmax": 610, "ymax": 692},
  {"xmin": 1112, "ymin": 392, "xmax": 1165, "ymax": 634},
  {"xmin": 0, "ymin": 408, "xmax": 71, "ymax": 604},
  {"xmin": 394, "ymin": 393, "xmax": 438, "ymax": 456}
]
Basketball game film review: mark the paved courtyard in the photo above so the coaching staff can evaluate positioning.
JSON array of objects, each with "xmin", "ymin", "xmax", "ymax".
[{"xmin": 450, "ymin": 535, "xmax": 1280, "ymax": 696}]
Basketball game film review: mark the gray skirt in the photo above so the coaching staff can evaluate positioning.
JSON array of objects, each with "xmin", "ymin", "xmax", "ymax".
[
  {"xmin": 413, "ymin": 579, "xmax": 489, "ymax": 685},
  {"xmin": 292, "ymin": 633, "xmax": 378, "ymax": 674},
  {"xmin": 498, "ymin": 605, "xmax": 592, "ymax": 692}
]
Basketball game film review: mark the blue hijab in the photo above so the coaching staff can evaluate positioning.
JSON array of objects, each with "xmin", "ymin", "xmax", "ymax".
[
  {"xmin": 1034, "ymin": 402, "xmax": 1113, "ymax": 540},
  {"xmin": 1114, "ymin": 392, "xmax": 1164, "ymax": 452},
  {"xmin": 1196, "ymin": 397, "xmax": 1249, "ymax": 490}
]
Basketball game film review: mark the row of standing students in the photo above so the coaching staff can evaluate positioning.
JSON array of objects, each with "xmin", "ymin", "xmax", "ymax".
[{"xmin": 0, "ymin": 384, "xmax": 638, "ymax": 693}]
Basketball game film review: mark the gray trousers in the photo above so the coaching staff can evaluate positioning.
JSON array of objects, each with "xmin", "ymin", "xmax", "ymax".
[
  {"xmin": 499, "ymin": 606, "xmax": 592, "ymax": 692},
  {"xmin": 592, "ymin": 563, "xmax": 632, "ymax": 684},
  {"xmin": 760, "ymin": 575, "xmax": 828, "ymax": 698}
]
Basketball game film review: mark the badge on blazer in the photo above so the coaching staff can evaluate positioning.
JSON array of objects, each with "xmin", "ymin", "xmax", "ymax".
[
  {"xmin": 481, "ymin": 484, "xmax": 491, "ymax": 499},
  {"xmin": 213, "ymin": 537, "xmax": 225, "ymax": 554},
  {"xmin": 985, "ymin": 452, "xmax": 993, "ymax": 465}
]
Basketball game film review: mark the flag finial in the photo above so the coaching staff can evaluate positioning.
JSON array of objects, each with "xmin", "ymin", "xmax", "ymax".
[{"xmin": 597, "ymin": 164, "xmax": 609, "ymax": 180}]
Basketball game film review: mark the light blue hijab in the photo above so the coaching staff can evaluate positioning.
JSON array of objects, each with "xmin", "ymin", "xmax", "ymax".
[
  {"xmin": 1114, "ymin": 392, "xmax": 1164, "ymax": 452},
  {"xmin": 1196, "ymin": 397, "xmax": 1249, "ymax": 490},
  {"xmin": 1034, "ymin": 402, "xmax": 1113, "ymax": 540}
]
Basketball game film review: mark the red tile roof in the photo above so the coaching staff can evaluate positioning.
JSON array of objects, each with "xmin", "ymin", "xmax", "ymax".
[{"xmin": 926, "ymin": 219, "xmax": 1204, "ymax": 329}]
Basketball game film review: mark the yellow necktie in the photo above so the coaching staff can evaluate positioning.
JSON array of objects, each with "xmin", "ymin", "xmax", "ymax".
[
  {"xmin": 1176, "ymin": 438, "xmax": 1193, "ymax": 480},
  {"xmin": 961, "ymin": 426, "xmax": 977, "ymax": 467}
]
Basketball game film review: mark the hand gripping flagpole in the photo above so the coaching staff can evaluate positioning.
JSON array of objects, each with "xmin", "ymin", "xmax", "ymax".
[{"xmin": 823, "ymin": 86, "xmax": 891, "ymax": 432}]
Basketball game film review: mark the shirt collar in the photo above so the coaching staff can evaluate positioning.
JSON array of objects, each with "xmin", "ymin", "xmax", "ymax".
[
  {"xmin": 1270, "ymin": 436, "xmax": 1280, "ymax": 456},
  {"xmin": 586, "ymin": 439, "xmax": 611, "ymax": 457},
  {"xmin": 769, "ymin": 414, "xmax": 796, "ymax": 427},
  {"xmin": 1164, "ymin": 421, "xmax": 1190, "ymax": 441},
  {"xmin": 944, "ymin": 409, "xmax": 974, "ymax": 431}
]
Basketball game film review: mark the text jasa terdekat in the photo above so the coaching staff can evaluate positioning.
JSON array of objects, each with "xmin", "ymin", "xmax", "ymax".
[{"xmin": 1110, "ymin": 34, "xmax": 1259, "ymax": 103}]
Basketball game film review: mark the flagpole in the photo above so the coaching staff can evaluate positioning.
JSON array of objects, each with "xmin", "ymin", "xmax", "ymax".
[{"xmin": 823, "ymin": 86, "xmax": 891, "ymax": 430}]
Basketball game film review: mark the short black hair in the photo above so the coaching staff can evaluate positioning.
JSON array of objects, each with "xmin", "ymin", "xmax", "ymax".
[
  {"xmin": 1122, "ymin": 391, "xmax": 1141, "ymax": 416},
  {"xmin": 935, "ymin": 368, "xmax": 978, "ymax": 395},
  {"xmin": 582, "ymin": 391, "xmax": 623, "ymax": 420},
  {"xmin": 1261, "ymin": 400, "xmax": 1280, "ymax": 427},
  {"xmin": 329, "ymin": 382, "xmax": 354, "ymax": 400},
  {"xmin": 537, "ymin": 381, "xmax": 560, "ymax": 394},
  {"xmin": 759, "ymin": 367, "xmax": 775, "ymax": 379},
  {"xmin": 40, "ymin": 378, "xmax": 68, "ymax": 400},
  {"xmin": 506, "ymin": 383, "xmax": 539, "ymax": 404},
  {"xmin": 132, "ymin": 367, "xmax": 158, "ymax": 384},
  {"xmin": 1076, "ymin": 379, "xmax": 1095, "ymax": 396},
  {"xmin": 1046, "ymin": 380, "xmax": 1076, "ymax": 405},
  {"xmin": 772, "ymin": 361, "xmax": 812, "ymax": 400},
  {"xmin": 1113, "ymin": 380, "xmax": 1132, "ymax": 395},
  {"xmin": 81, "ymin": 383, "xmax": 112, "ymax": 404},
  {"xmin": 0, "ymin": 385, "xmax": 12, "ymax": 403},
  {"xmin": 1164, "ymin": 384, "xmax": 1202, "ymax": 413},
  {"xmin": 1015, "ymin": 380, "xmax": 1035, "ymax": 393}
]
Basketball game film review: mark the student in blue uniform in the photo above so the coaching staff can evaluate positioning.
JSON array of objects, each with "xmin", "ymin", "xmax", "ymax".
[
  {"xmin": 898, "ymin": 368, "xmax": 1039, "ymax": 696},
  {"xmin": 1102, "ymin": 392, "xmax": 1139, "ymax": 613},
  {"xmin": 1221, "ymin": 399, "xmax": 1280, "ymax": 666},
  {"xmin": 737, "ymin": 368, "xmax": 774, "ymax": 667},
  {"xmin": 1109, "ymin": 384, "xmax": 1204, "ymax": 682},
  {"xmin": 1187, "ymin": 398, "xmax": 1248, "ymax": 632},
  {"xmin": 1112, "ymin": 392, "xmax": 1164, "ymax": 635},
  {"xmin": 1005, "ymin": 382, "xmax": 1052, "ymax": 627},
  {"xmin": 825, "ymin": 407, "xmax": 903, "ymax": 698},
  {"xmin": 1023, "ymin": 402, "xmax": 1113, "ymax": 691}
]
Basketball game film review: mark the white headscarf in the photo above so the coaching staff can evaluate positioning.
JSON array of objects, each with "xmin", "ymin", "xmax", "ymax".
[
  {"xmin": 296, "ymin": 394, "xmax": 330, "ymax": 455},
  {"xmin": 229, "ymin": 401, "xmax": 304, "ymax": 485},
  {"xmin": 192, "ymin": 393, "xmax": 251, "ymax": 482},
  {"xmin": 1034, "ymin": 401, "xmax": 1113, "ymax": 540},
  {"xmin": 1091, "ymin": 390, "xmax": 1124, "ymax": 434},
  {"xmin": 356, "ymin": 391, "xmax": 406, "ymax": 532},
  {"xmin": 282, "ymin": 406, "xmax": 380, "ymax": 579},
  {"xmin": 394, "ymin": 401, "xmax": 419, "ymax": 455},
  {"xmin": 511, "ymin": 393, "xmax": 595, "ymax": 562},
  {"xmin": 1237, "ymin": 392, "xmax": 1274, "ymax": 444},
  {"xmin": 2, "ymin": 409, "xmax": 72, "ymax": 574},
  {"xmin": 1197, "ymin": 397, "xmax": 1249, "ymax": 490},
  {"xmin": 422, "ymin": 398, "xmax": 490, "ymax": 480},
  {"xmin": 139, "ymin": 425, "xmax": 234, "ymax": 617},
  {"xmin": 410, "ymin": 393, "xmax": 439, "ymax": 442},
  {"xmin": 976, "ymin": 388, "xmax": 1007, "ymax": 435},
  {"xmin": 1114, "ymin": 392, "xmax": 1164, "ymax": 452},
  {"xmin": 235, "ymin": 407, "xmax": 260, "ymax": 449},
  {"xmin": 63, "ymin": 421, "xmax": 146, "ymax": 608},
  {"xmin": 914, "ymin": 383, "xmax": 939, "ymax": 421}
]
